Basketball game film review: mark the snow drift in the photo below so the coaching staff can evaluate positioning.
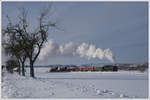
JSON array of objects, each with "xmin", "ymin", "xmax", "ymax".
[{"xmin": 38, "ymin": 40, "xmax": 115, "ymax": 63}]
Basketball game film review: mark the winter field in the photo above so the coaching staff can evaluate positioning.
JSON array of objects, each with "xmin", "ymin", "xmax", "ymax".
[{"xmin": 2, "ymin": 67, "xmax": 148, "ymax": 98}]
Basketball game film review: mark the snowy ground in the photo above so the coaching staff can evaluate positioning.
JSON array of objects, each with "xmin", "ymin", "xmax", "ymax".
[{"xmin": 2, "ymin": 67, "xmax": 148, "ymax": 98}]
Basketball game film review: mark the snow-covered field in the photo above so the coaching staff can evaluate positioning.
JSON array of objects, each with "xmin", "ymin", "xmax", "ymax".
[{"xmin": 2, "ymin": 67, "xmax": 148, "ymax": 98}]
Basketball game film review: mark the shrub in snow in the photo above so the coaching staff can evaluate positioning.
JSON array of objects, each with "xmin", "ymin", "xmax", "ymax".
[{"xmin": 6, "ymin": 59, "xmax": 19, "ymax": 73}]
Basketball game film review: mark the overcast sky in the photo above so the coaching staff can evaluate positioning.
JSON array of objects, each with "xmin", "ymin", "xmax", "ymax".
[{"xmin": 2, "ymin": 2, "xmax": 148, "ymax": 65}]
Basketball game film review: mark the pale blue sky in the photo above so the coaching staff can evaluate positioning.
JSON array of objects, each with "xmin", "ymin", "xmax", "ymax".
[{"xmin": 2, "ymin": 2, "xmax": 148, "ymax": 65}]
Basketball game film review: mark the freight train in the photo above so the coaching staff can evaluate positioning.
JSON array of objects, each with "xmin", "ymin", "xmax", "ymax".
[{"xmin": 49, "ymin": 65, "xmax": 118, "ymax": 72}]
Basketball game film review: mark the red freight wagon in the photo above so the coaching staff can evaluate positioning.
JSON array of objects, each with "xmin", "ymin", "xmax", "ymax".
[
  {"xmin": 50, "ymin": 67, "xmax": 58, "ymax": 72},
  {"xmin": 69, "ymin": 67, "xmax": 80, "ymax": 71},
  {"xmin": 81, "ymin": 67, "xmax": 94, "ymax": 71},
  {"xmin": 60, "ymin": 67, "xmax": 67, "ymax": 71}
]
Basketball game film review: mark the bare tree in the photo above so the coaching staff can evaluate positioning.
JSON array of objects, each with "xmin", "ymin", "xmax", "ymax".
[
  {"xmin": 3, "ymin": 6, "xmax": 57, "ymax": 77},
  {"xmin": 3, "ymin": 30, "xmax": 27, "ymax": 76}
]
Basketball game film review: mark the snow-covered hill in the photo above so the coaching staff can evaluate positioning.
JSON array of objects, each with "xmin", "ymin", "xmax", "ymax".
[{"xmin": 2, "ymin": 68, "xmax": 148, "ymax": 98}]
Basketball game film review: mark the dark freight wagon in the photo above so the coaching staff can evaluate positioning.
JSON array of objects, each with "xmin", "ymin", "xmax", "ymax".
[
  {"xmin": 102, "ymin": 65, "xmax": 118, "ymax": 71},
  {"xmin": 93, "ymin": 67, "xmax": 103, "ymax": 71}
]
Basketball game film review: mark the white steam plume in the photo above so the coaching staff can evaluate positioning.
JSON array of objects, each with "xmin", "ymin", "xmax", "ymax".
[
  {"xmin": 38, "ymin": 40, "xmax": 115, "ymax": 63},
  {"xmin": 38, "ymin": 40, "xmax": 59, "ymax": 60},
  {"xmin": 59, "ymin": 42, "xmax": 76, "ymax": 56},
  {"xmin": 76, "ymin": 43, "xmax": 114, "ymax": 63}
]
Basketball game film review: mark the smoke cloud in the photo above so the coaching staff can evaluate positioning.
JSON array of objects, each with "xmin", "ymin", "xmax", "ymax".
[
  {"xmin": 59, "ymin": 42, "xmax": 76, "ymax": 56},
  {"xmin": 38, "ymin": 40, "xmax": 59, "ymax": 60},
  {"xmin": 38, "ymin": 40, "xmax": 115, "ymax": 63}
]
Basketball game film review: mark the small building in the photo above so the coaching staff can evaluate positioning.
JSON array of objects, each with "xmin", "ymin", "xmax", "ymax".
[{"xmin": 13, "ymin": 67, "xmax": 19, "ymax": 72}]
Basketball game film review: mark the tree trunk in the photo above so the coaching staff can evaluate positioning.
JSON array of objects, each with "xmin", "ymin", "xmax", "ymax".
[
  {"xmin": 30, "ymin": 61, "xmax": 34, "ymax": 77},
  {"xmin": 22, "ymin": 63, "xmax": 25, "ymax": 76},
  {"xmin": 18, "ymin": 63, "xmax": 21, "ymax": 75}
]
